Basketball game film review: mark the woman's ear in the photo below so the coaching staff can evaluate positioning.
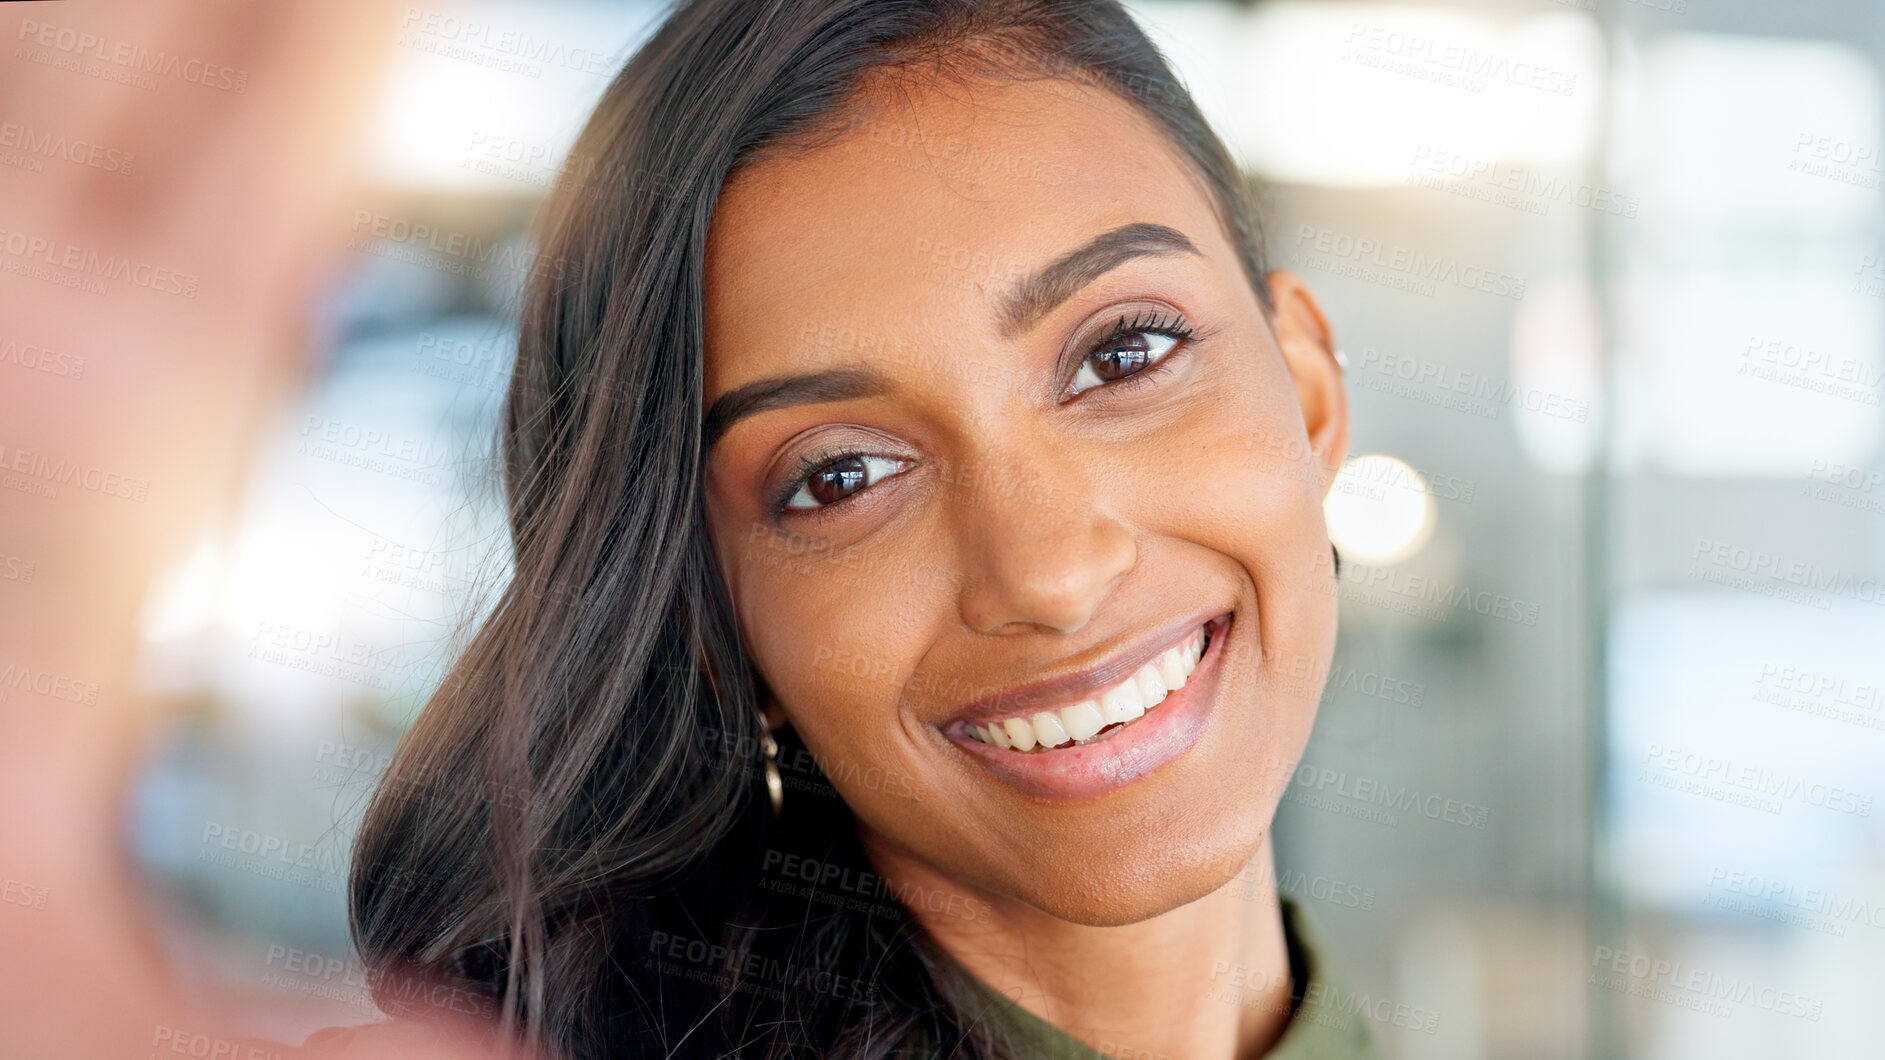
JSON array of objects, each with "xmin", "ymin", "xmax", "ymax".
[{"xmin": 1264, "ymin": 270, "xmax": 1349, "ymax": 495}]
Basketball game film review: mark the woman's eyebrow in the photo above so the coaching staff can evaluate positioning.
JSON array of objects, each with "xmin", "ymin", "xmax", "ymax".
[
  {"xmin": 703, "ymin": 365, "xmax": 889, "ymax": 453},
  {"xmin": 702, "ymin": 221, "xmax": 1199, "ymax": 453},
  {"xmin": 997, "ymin": 221, "xmax": 1200, "ymax": 338}
]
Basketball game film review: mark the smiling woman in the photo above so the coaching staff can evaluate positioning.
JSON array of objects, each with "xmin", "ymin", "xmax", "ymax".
[{"xmin": 333, "ymin": 1, "xmax": 1363, "ymax": 1059}]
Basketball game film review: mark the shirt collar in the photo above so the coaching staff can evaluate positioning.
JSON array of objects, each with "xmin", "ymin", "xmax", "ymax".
[{"xmin": 947, "ymin": 895, "xmax": 1382, "ymax": 1059}]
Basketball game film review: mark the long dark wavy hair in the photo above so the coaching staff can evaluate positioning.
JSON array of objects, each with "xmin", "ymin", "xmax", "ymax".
[{"xmin": 348, "ymin": 1, "xmax": 1277, "ymax": 1057}]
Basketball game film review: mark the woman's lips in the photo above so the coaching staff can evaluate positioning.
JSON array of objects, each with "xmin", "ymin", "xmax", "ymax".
[
  {"xmin": 942, "ymin": 611, "xmax": 1233, "ymax": 802},
  {"xmin": 961, "ymin": 621, "xmax": 1211, "ymax": 750}
]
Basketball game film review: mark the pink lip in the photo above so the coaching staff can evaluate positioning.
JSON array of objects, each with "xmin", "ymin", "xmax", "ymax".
[
  {"xmin": 942, "ymin": 611, "xmax": 1233, "ymax": 803},
  {"xmin": 943, "ymin": 610, "xmax": 1226, "ymax": 729}
]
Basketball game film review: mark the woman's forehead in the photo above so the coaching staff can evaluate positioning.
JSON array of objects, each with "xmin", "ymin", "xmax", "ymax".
[{"xmin": 700, "ymin": 74, "xmax": 1227, "ymax": 396}]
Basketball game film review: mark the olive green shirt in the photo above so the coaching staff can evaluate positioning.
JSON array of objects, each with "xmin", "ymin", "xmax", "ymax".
[
  {"xmin": 938, "ymin": 897, "xmax": 1381, "ymax": 1060},
  {"xmin": 267, "ymin": 899, "xmax": 1378, "ymax": 1059}
]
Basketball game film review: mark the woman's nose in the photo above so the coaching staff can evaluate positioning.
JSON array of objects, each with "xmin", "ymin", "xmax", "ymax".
[{"xmin": 946, "ymin": 433, "xmax": 1138, "ymax": 637}]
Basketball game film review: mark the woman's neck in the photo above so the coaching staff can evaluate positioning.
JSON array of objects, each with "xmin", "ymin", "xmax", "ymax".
[{"xmin": 861, "ymin": 828, "xmax": 1294, "ymax": 1060}]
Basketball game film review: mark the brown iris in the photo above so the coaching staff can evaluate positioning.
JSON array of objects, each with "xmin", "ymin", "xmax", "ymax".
[
  {"xmin": 805, "ymin": 455, "xmax": 870, "ymax": 505},
  {"xmin": 1088, "ymin": 333, "xmax": 1155, "ymax": 382}
]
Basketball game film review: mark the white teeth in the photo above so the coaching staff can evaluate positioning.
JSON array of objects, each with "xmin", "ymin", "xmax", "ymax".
[
  {"xmin": 1098, "ymin": 680, "xmax": 1146, "ymax": 725},
  {"xmin": 1031, "ymin": 711, "xmax": 1071, "ymax": 748},
  {"xmin": 1159, "ymin": 643, "xmax": 1189, "ymax": 690},
  {"xmin": 964, "ymin": 621, "xmax": 1214, "ymax": 753},
  {"xmin": 1136, "ymin": 664, "xmax": 1169, "ymax": 708},
  {"xmin": 1003, "ymin": 716, "xmax": 1037, "ymax": 752},
  {"xmin": 1059, "ymin": 700, "xmax": 1105, "ymax": 743}
]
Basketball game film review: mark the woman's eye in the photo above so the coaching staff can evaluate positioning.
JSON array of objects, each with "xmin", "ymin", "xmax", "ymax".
[
  {"xmin": 778, "ymin": 453, "xmax": 910, "ymax": 514},
  {"xmin": 1067, "ymin": 325, "xmax": 1184, "ymax": 397}
]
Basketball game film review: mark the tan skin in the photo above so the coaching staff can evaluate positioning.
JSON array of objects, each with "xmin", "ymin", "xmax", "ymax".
[{"xmin": 701, "ymin": 70, "xmax": 1349, "ymax": 1060}]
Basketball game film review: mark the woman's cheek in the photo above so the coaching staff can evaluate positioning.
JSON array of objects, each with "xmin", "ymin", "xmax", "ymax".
[
  {"xmin": 1175, "ymin": 396, "xmax": 1339, "ymax": 710},
  {"xmin": 763, "ymin": 571, "xmax": 938, "ymax": 776},
  {"xmin": 1168, "ymin": 392, "xmax": 1324, "ymax": 557}
]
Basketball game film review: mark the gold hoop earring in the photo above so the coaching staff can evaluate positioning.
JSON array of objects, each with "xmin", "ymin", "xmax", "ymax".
[{"xmin": 758, "ymin": 711, "xmax": 784, "ymax": 816}]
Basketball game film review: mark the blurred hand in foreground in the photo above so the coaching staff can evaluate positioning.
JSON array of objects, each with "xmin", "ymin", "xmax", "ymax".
[{"xmin": 0, "ymin": 2, "xmax": 518, "ymax": 1057}]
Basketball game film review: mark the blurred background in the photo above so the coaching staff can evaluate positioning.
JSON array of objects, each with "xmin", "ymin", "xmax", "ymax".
[{"xmin": 4, "ymin": 0, "xmax": 1882, "ymax": 1057}]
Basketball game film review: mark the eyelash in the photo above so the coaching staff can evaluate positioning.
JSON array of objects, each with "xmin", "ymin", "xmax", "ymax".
[
  {"xmin": 767, "ymin": 309, "xmax": 1198, "ymax": 521},
  {"xmin": 1073, "ymin": 309, "xmax": 1195, "ymax": 398}
]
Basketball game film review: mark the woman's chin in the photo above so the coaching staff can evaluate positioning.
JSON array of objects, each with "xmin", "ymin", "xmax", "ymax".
[{"xmin": 1001, "ymin": 828, "xmax": 1271, "ymax": 927}]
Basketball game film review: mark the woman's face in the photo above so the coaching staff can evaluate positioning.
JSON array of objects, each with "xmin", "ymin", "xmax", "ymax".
[{"xmin": 700, "ymin": 71, "xmax": 1348, "ymax": 926}]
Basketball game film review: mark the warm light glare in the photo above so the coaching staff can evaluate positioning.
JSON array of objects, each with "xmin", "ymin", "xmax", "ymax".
[
  {"xmin": 1324, "ymin": 454, "xmax": 1436, "ymax": 564},
  {"xmin": 1130, "ymin": 1, "xmax": 1603, "ymax": 187},
  {"xmin": 138, "ymin": 535, "xmax": 224, "ymax": 644},
  {"xmin": 366, "ymin": 0, "xmax": 662, "ymax": 191}
]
